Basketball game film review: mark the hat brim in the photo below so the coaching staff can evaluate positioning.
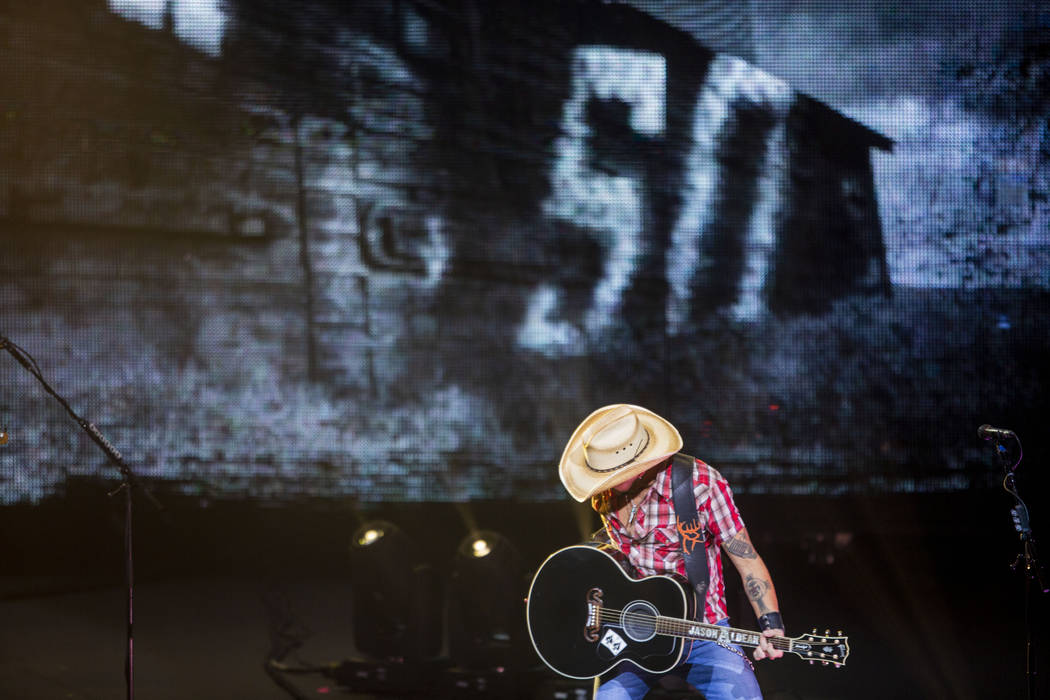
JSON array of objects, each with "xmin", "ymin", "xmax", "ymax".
[{"xmin": 558, "ymin": 404, "xmax": 683, "ymax": 502}]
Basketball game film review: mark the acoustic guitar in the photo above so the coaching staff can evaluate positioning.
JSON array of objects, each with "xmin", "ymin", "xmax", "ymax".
[{"xmin": 526, "ymin": 545, "xmax": 849, "ymax": 679}]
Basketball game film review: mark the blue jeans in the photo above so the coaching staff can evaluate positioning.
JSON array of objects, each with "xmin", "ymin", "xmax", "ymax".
[{"xmin": 593, "ymin": 619, "xmax": 762, "ymax": 700}]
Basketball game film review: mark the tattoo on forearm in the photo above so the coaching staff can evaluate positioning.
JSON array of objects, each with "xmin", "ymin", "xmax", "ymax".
[
  {"xmin": 723, "ymin": 534, "xmax": 758, "ymax": 559},
  {"xmin": 745, "ymin": 574, "xmax": 771, "ymax": 614}
]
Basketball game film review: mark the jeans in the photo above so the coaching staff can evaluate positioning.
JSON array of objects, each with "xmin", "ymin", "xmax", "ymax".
[{"xmin": 593, "ymin": 619, "xmax": 762, "ymax": 700}]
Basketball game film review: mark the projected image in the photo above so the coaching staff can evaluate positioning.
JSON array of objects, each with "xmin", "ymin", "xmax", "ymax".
[{"xmin": 1, "ymin": 0, "xmax": 1046, "ymax": 504}]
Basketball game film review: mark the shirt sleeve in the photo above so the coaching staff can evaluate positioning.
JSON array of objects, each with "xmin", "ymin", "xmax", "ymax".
[{"xmin": 697, "ymin": 461, "xmax": 745, "ymax": 545}]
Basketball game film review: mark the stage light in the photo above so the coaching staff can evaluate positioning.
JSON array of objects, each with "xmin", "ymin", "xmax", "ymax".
[
  {"xmin": 447, "ymin": 530, "xmax": 530, "ymax": 670},
  {"xmin": 357, "ymin": 526, "xmax": 384, "ymax": 546},
  {"xmin": 347, "ymin": 520, "xmax": 441, "ymax": 663},
  {"xmin": 469, "ymin": 536, "xmax": 492, "ymax": 558}
]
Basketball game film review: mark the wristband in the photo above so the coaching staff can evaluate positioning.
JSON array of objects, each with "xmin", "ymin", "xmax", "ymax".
[{"xmin": 757, "ymin": 612, "xmax": 784, "ymax": 632}]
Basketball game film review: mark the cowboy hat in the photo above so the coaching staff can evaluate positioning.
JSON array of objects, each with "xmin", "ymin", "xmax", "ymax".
[{"xmin": 558, "ymin": 404, "xmax": 683, "ymax": 502}]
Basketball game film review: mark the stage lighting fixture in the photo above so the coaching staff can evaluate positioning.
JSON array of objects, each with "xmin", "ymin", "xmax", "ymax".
[
  {"xmin": 447, "ymin": 530, "xmax": 530, "ymax": 670},
  {"xmin": 357, "ymin": 525, "xmax": 385, "ymax": 546},
  {"xmin": 348, "ymin": 520, "xmax": 441, "ymax": 663},
  {"xmin": 469, "ymin": 535, "xmax": 492, "ymax": 558}
]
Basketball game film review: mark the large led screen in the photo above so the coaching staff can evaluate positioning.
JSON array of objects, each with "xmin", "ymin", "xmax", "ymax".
[{"xmin": 1, "ymin": 0, "xmax": 1046, "ymax": 504}]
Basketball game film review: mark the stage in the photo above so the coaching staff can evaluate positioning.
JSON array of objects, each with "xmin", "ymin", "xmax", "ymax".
[{"xmin": 0, "ymin": 494, "xmax": 1043, "ymax": 699}]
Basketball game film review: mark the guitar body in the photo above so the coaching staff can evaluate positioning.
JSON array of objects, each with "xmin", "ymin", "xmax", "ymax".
[{"xmin": 526, "ymin": 545, "xmax": 692, "ymax": 679}]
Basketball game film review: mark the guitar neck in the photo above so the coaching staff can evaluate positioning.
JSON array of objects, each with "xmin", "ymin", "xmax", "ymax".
[
  {"xmin": 656, "ymin": 616, "xmax": 784, "ymax": 651},
  {"xmin": 653, "ymin": 615, "xmax": 847, "ymax": 666}
]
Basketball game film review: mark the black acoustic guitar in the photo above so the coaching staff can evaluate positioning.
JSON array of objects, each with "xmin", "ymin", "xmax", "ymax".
[{"xmin": 526, "ymin": 545, "xmax": 849, "ymax": 679}]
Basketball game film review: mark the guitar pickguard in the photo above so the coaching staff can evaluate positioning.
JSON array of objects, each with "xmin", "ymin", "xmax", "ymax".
[{"xmin": 599, "ymin": 628, "xmax": 627, "ymax": 656}]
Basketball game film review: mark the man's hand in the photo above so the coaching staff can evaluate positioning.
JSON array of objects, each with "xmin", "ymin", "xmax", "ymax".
[{"xmin": 753, "ymin": 628, "xmax": 785, "ymax": 661}]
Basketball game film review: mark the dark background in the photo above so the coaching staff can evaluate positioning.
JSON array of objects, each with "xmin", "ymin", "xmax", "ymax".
[{"xmin": 1, "ymin": 1, "xmax": 1048, "ymax": 698}]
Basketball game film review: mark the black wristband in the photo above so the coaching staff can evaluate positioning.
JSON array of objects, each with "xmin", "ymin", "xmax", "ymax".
[{"xmin": 758, "ymin": 612, "xmax": 784, "ymax": 632}]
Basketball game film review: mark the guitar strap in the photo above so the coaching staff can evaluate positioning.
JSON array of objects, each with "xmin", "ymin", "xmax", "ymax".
[
  {"xmin": 671, "ymin": 456, "xmax": 757, "ymax": 672},
  {"xmin": 671, "ymin": 453, "xmax": 710, "ymax": 602}
]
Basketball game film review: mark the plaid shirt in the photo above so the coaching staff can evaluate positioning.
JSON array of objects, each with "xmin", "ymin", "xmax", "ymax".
[{"xmin": 603, "ymin": 457, "xmax": 745, "ymax": 624}]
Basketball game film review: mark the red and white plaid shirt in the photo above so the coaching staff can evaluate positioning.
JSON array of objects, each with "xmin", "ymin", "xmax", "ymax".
[{"xmin": 603, "ymin": 457, "xmax": 745, "ymax": 624}]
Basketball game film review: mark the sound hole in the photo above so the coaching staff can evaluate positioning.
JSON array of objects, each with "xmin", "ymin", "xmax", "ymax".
[{"xmin": 620, "ymin": 601, "xmax": 658, "ymax": 642}]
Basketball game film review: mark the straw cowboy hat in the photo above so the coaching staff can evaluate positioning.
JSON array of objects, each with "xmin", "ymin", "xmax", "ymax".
[{"xmin": 559, "ymin": 404, "xmax": 683, "ymax": 502}]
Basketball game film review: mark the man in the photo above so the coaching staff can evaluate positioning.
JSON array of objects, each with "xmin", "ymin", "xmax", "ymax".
[{"xmin": 558, "ymin": 404, "xmax": 784, "ymax": 700}]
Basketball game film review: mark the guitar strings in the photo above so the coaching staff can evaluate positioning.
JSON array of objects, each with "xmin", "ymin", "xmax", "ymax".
[
  {"xmin": 591, "ymin": 608, "xmax": 846, "ymax": 663},
  {"xmin": 595, "ymin": 608, "xmax": 798, "ymax": 651}
]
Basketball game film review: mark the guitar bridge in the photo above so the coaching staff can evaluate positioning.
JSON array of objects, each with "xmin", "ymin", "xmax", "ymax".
[{"xmin": 584, "ymin": 587, "xmax": 603, "ymax": 642}]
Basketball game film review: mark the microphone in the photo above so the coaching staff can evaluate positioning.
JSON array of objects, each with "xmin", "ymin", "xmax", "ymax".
[{"xmin": 978, "ymin": 424, "xmax": 1015, "ymax": 441}]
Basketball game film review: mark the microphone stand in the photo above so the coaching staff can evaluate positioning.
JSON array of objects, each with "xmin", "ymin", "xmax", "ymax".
[
  {"xmin": 988, "ymin": 430, "xmax": 1047, "ymax": 700},
  {"xmin": 1, "ymin": 335, "xmax": 162, "ymax": 700}
]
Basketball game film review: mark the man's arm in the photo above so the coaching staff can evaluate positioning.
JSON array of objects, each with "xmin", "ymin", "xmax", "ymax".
[{"xmin": 722, "ymin": 527, "xmax": 784, "ymax": 660}]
